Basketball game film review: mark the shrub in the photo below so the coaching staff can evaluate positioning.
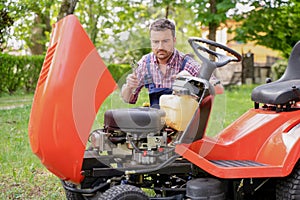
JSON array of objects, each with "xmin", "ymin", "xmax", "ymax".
[
  {"xmin": 107, "ymin": 63, "xmax": 132, "ymax": 84},
  {"xmin": 0, "ymin": 53, "xmax": 133, "ymax": 95},
  {"xmin": 0, "ymin": 53, "xmax": 44, "ymax": 94},
  {"xmin": 271, "ymin": 60, "xmax": 288, "ymax": 80}
]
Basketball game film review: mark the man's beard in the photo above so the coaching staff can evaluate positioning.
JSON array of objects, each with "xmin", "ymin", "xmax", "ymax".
[{"xmin": 156, "ymin": 50, "xmax": 172, "ymax": 60}]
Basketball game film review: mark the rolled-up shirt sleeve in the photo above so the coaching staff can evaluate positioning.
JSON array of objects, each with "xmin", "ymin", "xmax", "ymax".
[{"xmin": 183, "ymin": 56, "xmax": 201, "ymax": 77}]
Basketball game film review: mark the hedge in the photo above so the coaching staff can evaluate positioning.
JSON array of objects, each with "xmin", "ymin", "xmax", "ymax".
[
  {"xmin": 107, "ymin": 63, "xmax": 132, "ymax": 84},
  {"xmin": 0, "ymin": 53, "xmax": 132, "ymax": 94},
  {"xmin": 0, "ymin": 53, "xmax": 44, "ymax": 94}
]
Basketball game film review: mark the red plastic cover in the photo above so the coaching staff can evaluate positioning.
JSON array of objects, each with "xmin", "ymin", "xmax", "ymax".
[{"xmin": 28, "ymin": 15, "xmax": 117, "ymax": 183}]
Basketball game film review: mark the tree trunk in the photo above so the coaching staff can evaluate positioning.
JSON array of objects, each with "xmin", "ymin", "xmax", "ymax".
[
  {"xmin": 29, "ymin": 14, "xmax": 51, "ymax": 55},
  {"xmin": 0, "ymin": 9, "xmax": 14, "ymax": 52},
  {"xmin": 208, "ymin": 0, "xmax": 217, "ymax": 42},
  {"xmin": 165, "ymin": 5, "xmax": 170, "ymax": 19},
  {"xmin": 57, "ymin": 0, "xmax": 79, "ymax": 22},
  {"xmin": 208, "ymin": 22, "xmax": 217, "ymax": 42},
  {"xmin": 208, "ymin": 0, "xmax": 217, "ymax": 60}
]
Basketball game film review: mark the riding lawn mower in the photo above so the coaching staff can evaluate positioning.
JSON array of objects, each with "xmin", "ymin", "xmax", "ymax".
[{"xmin": 28, "ymin": 15, "xmax": 300, "ymax": 200}]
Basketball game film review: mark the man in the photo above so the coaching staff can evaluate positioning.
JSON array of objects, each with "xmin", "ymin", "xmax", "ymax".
[{"xmin": 121, "ymin": 18, "xmax": 220, "ymax": 108}]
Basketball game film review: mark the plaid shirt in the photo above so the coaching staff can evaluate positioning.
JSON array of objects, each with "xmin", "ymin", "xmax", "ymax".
[{"xmin": 129, "ymin": 49, "xmax": 201, "ymax": 103}]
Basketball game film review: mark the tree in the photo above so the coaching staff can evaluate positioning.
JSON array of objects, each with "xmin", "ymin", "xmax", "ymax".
[
  {"xmin": 28, "ymin": 2, "xmax": 52, "ymax": 55},
  {"xmin": 233, "ymin": 0, "xmax": 300, "ymax": 58},
  {"xmin": 76, "ymin": 0, "xmax": 108, "ymax": 45},
  {"xmin": 75, "ymin": 0, "xmax": 153, "ymax": 63},
  {"xmin": 4, "ymin": 0, "xmax": 77, "ymax": 55},
  {"xmin": 9, "ymin": 0, "xmax": 57, "ymax": 55},
  {"xmin": 0, "ymin": 0, "xmax": 14, "ymax": 52},
  {"xmin": 57, "ymin": 0, "xmax": 78, "ymax": 21},
  {"xmin": 189, "ymin": 0, "xmax": 236, "ymax": 42}
]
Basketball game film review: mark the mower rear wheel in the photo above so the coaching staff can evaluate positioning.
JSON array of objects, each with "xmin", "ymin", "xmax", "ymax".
[
  {"xmin": 97, "ymin": 184, "xmax": 149, "ymax": 200},
  {"xmin": 276, "ymin": 163, "xmax": 300, "ymax": 199}
]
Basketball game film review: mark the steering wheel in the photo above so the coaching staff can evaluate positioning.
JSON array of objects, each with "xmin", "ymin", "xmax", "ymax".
[{"xmin": 188, "ymin": 37, "xmax": 242, "ymax": 80}]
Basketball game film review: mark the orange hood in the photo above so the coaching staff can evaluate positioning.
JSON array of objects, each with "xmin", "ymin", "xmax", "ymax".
[{"xmin": 28, "ymin": 15, "xmax": 117, "ymax": 183}]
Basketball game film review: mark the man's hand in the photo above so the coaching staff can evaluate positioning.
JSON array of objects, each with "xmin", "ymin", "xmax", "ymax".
[
  {"xmin": 172, "ymin": 70, "xmax": 192, "ymax": 80},
  {"xmin": 121, "ymin": 73, "xmax": 139, "ymax": 103},
  {"xmin": 125, "ymin": 73, "xmax": 139, "ymax": 89}
]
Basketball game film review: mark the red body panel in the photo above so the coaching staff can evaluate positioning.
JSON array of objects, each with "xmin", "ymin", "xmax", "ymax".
[
  {"xmin": 176, "ymin": 108, "xmax": 300, "ymax": 178},
  {"xmin": 28, "ymin": 15, "xmax": 117, "ymax": 183}
]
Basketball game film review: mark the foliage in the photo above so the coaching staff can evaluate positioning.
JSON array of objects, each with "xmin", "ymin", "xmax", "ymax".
[
  {"xmin": 3, "ymin": 0, "xmax": 201, "ymax": 61},
  {"xmin": 3, "ymin": 0, "xmax": 300, "ymax": 62},
  {"xmin": 188, "ymin": 0, "xmax": 236, "ymax": 41},
  {"xmin": 0, "ymin": 53, "xmax": 44, "ymax": 94},
  {"xmin": 0, "ymin": 0, "xmax": 14, "ymax": 52},
  {"xmin": 6, "ymin": 0, "xmax": 59, "ymax": 54},
  {"xmin": 191, "ymin": 0, "xmax": 236, "ymax": 27},
  {"xmin": 233, "ymin": 0, "xmax": 300, "ymax": 58},
  {"xmin": 76, "ymin": 0, "xmax": 152, "ymax": 63},
  {"xmin": 0, "ymin": 53, "xmax": 133, "ymax": 95},
  {"xmin": 271, "ymin": 59, "xmax": 288, "ymax": 81},
  {"xmin": 107, "ymin": 63, "xmax": 132, "ymax": 83}
]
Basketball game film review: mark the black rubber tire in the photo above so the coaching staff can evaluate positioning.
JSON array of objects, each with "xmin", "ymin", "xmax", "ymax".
[
  {"xmin": 64, "ymin": 182, "xmax": 85, "ymax": 200},
  {"xmin": 186, "ymin": 178, "xmax": 225, "ymax": 199},
  {"xmin": 276, "ymin": 163, "xmax": 300, "ymax": 200},
  {"xmin": 98, "ymin": 184, "xmax": 149, "ymax": 200}
]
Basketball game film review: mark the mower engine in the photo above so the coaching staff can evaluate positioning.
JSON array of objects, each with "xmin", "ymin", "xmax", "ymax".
[{"xmin": 89, "ymin": 107, "xmax": 177, "ymax": 166}]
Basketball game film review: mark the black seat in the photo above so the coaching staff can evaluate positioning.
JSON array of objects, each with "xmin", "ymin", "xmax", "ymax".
[{"xmin": 251, "ymin": 41, "xmax": 300, "ymax": 105}]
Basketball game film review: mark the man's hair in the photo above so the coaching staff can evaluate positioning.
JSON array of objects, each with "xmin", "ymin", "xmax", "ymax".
[{"xmin": 149, "ymin": 19, "xmax": 176, "ymax": 37}]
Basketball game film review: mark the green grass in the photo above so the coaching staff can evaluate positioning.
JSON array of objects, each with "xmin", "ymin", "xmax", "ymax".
[
  {"xmin": 0, "ymin": 85, "xmax": 256, "ymax": 199},
  {"xmin": 194, "ymin": 84, "xmax": 256, "ymax": 137},
  {"xmin": 0, "ymin": 103, "xmax": 65, "ymax": 199},
  {"xmin": 224, "ymin": 84, "xmax": 257, "ymax": 124}
]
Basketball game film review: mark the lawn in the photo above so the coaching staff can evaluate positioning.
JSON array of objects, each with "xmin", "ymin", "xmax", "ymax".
[
  {"xmin": 0, "ymin": 84, "xmax": 256, "ymax": 199},
  {"xmin": 0, "ymin": 101, "xmax": 65, "ymax": 199}
]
